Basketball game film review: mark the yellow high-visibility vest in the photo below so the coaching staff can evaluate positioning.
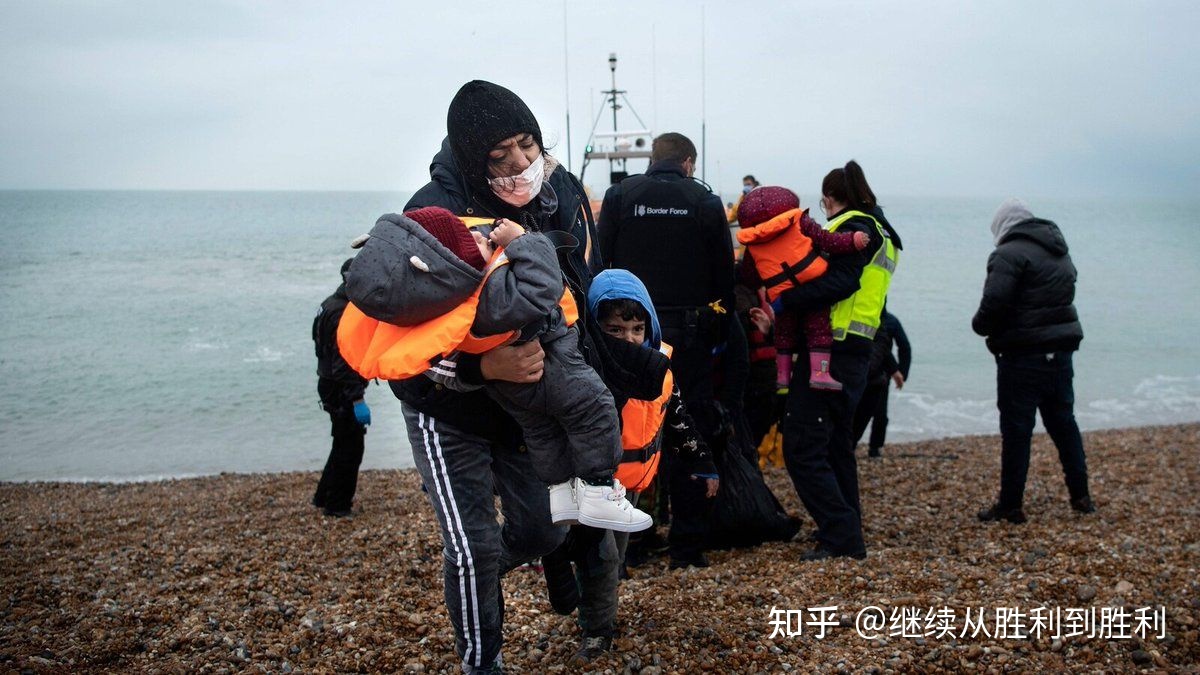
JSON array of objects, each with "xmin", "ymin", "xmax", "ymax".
[{"xmin": 827, "ymin": 210, "xmax": 897, "ymax": 341}]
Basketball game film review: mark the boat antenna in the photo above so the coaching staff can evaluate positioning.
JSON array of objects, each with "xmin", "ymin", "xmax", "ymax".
[
  {"xmin": 700, "ymin": 4, "xmax": 707, "ymax": 183},
  {"xmin": 609, "ymin": 52, "xmax": 621, "ymax": 176},
  {"xmin": 652, "ymin": 23, "xmax": 658, "ymax": 134},
  {"xmin": 562, "ymin": 0, "xmax": 572, "ymax": 172}
]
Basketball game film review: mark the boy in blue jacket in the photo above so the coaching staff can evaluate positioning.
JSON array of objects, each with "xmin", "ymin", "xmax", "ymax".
[{"xmin": 587, "ymin": 270, "xmax": 720, "ymax": 569}]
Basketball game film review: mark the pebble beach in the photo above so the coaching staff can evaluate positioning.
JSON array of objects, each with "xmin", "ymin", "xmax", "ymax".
[{"xmin": 2, "ymin": 423, "xmax": 1198, "ymax": 673}]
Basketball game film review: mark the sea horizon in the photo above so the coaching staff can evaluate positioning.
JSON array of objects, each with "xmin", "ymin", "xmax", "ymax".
[{"xmin": 1, "ymin": 190, "xmax": 1197, "ymax": 481}]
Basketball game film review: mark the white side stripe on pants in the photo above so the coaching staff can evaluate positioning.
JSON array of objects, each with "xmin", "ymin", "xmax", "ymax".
[{"xmin": 419, "ymin": 413, "xmax": 483, "ymax": 668}]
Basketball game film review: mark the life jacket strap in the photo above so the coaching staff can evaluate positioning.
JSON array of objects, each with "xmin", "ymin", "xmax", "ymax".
[
  {"xmin": 621, "ymin": 445, "xmax": 660, "ymax": 464},
  {"xmin": 761, "ymin": 248, "xmax": 823, "ymax": 291}
]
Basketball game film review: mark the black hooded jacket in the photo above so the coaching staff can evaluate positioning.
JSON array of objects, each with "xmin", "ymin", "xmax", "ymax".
[
  {"xmin": 972, "ymin": 218, "xmax": 1083, "ymax": 355},
  {"xmin": 388, "ymin": 140, "xmax": 607, "ymax": 441},
  {"xmin": 866, "ymin": 311, "xmax": 912, "ymax": 385},
  {"xmin": 314, "ymin": 284, "xmax": 369, "ymax": 412}
]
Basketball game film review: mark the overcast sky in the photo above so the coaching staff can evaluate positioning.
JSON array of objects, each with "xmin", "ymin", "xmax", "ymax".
[{"xmin": 1, "ymin": 1, "xmax": 1197, "ymax": 199}]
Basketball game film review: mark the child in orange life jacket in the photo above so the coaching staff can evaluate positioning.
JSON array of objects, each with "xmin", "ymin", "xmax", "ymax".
[
  {"xmin": 403, "ymin": 206, "xmax": 653, "ymax": 533},
  {"xmin": 735, "ymin": 187, "xmax": 870, "ymax": 392},
  {"xmin": 587, "ymin": 269, "xmax": 720, "ymax": 569}
]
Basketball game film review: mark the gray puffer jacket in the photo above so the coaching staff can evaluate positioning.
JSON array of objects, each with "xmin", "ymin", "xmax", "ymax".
[
  {"xmin": 347, "ymin": 212, "xmax": 565, "ymax": 338},
  {"xmin": 972, "ymin": 200, "xmax": 1083, "ymax": 355}
]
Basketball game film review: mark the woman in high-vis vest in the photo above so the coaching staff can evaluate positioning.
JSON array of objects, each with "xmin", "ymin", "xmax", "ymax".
[{"xmin": 775, "ymin": 161, "xmax": 903, "ymax": 562}]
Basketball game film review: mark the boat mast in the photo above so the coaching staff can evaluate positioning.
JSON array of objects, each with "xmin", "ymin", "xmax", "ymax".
[
  {"xmin": 700, "ymin": 4, "xmax": 707, "ymax": 183},
  {"xmin": 562, "ymin": 0, "xmax": 572, "ymax": 172},
  {"xmin": 579, "ymin": 53, "xmax": 652, "ymax": 186}
]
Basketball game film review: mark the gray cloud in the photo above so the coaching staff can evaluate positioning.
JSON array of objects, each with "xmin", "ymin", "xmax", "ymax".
[{"xmin": 1, "ymin": 0, "xmax": 1196, "ymax": 199}]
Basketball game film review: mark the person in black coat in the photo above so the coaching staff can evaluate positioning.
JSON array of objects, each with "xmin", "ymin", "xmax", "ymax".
[
  {"xmin": 596, "ymin": 133, "xmax": 736, "ymax": 575},
  {"xmin": 312, "ymin": 258, "xmax": 371, "ymax": 517},
  {"xmin": 973, "ymin": 198, "xmax": 1094, "ymax": 524},
  {"xmin": 596, "ymin": 132, "xmax": 735, "ymax": 442},
  {"xmin": 853, "ymin": 309, "xmax": 911, "ymax": 457}
]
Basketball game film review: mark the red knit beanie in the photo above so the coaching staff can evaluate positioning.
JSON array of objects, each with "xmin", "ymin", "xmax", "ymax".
[
  {"xmin": 738, "ymin": 186, "xmax": 800, "ymax": 228},
  {"xmin": 405, "ymin": 206, "xmax": 487, "ymax": 271}
]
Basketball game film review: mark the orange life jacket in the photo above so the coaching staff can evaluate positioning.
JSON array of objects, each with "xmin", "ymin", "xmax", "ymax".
[
  {"xmin": 337, "ymin": 239, "xmax": 579, "ymax": 381},
  {"xmin": 735, "ymin": 207, "xmax": 828, "ymax": 302},
  {"xmin": 614, "ymin": 342, "xmax": 674, "ymax": 492}
]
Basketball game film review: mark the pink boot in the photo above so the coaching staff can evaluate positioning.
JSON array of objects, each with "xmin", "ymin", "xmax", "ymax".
[
  {"xmin": 776, "ymin": 353, "xmax": 793, "ymax": 393},
  {"xmin": 808, "ymin": 349, "xmax": 843, "ymax": 391}
]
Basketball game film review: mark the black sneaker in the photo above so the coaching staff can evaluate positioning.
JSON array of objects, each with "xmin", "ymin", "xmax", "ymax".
[
  {"xmin": 568, "ymin": 635, "xmax": 612, "ymax": 665},
  {"xmin": 323, "ymin": 507, "xmax": 354, "ymax": 518},
  {"xmin": 540, "ymin": 551, "xmax": 579, "ymax": 615},
  {"xmin": 977, "ymin": 504, "xmax": 1027, "ymax": 524},
  {"xmin": 867, "ymin": 447, "xmax": 882, "ymax": 458},
  {"xmin": 1070, "ymin": 496, "xmax": 1096, "ymax": 514}
]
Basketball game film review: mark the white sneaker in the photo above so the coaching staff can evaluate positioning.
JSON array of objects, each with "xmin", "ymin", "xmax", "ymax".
[
  {"xmin": 548, "ymin": 481, "xmax": 579, "ymax": 524},
  {"xmin": 575, "ymin": 478, "xmax": 653, "ymax": 532}
]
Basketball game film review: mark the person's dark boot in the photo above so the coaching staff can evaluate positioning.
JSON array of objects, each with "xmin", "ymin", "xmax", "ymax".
[
  {"xmin": 977, "ymin": 503, "xmax": 1027, "ymax": 524},
  {"xmin": 641, "ymin": 528, "xmax": 669, "ymax": 555},
  {"xmin": 668, "ymin": 552, "xmax": 710, "ymax": 569},
  {"xmin": 624, "ymin": 543, "xmax": 649, "ymax": 569},
  {"xmin": 1070, "ymin": 495, "xmax": 1096, "ymax": 514},
  {"xmin": 568, "ymin": 634, "xmax": 612, "ymax": 665},
  {"xmin": 323, "ymin": 506, "xmax": 354, "ymax": 518},
  {"xmin": 540, "ymin": 549, "xmax": 579, "ymax": 615},
  {"xmin": 779, "ymin": 516, "xmax": 803, "ymax": 543},
  {"xmin": 800, "ymin": 545, "xmax": 866, "ymax": 561},
  {"xmin": 867, "ymin": 446, "xmax": 882, "ymax": 458}
]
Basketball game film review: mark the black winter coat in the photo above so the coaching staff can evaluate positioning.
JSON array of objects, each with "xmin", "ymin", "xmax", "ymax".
[
  {"xmin": 314, "ymin": 284, "xmax": 368, "ymax": 412},
  {"xmin": 972, "ymin": 218, "xmax": 1083, "ymax": 355},
  {"xmin": 596, "ymin": 161, "xmax": 735, "ymax": 312},
  {"xmin": 866, "ymin": 311, "xmax": 912, "ymax": 386}
]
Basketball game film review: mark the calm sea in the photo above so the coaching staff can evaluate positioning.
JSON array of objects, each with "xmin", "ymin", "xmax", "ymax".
[{"xmin": 1, "ymin": 191, "xmax": 1197, "ymax": 481}]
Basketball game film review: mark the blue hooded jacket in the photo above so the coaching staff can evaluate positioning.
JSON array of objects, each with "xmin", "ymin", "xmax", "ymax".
[{"xmin": 587, "ymin": 269, "xmax": 663, "ymax": 350}]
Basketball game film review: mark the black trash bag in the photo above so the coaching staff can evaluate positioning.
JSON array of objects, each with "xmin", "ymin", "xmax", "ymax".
[{"xmin": 708, "ymin": 431, "xmax": 802, "ymax": 550}]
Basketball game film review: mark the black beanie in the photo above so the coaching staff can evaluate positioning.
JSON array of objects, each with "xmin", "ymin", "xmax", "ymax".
[{"xmin": 447, "ymin": 80, "xmax": 543, "ymax": 192}]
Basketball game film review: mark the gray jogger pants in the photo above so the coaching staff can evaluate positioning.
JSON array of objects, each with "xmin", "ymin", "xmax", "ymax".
[
  {"xmin": 487, "ymin": 327, "xmax": 622, "ymax": 485},
  {"xmin": 404, "ymin": 405, "xmax": 567, "ymax": 672}
]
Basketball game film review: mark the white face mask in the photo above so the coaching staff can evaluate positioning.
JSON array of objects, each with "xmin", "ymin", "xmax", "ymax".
[{"xmin": 488, "ymin": 153, "xmax": 548, "ymax": 207}]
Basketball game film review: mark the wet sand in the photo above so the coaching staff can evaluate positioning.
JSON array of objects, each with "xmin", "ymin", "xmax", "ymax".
[{"xmin": 2, "ymin": 424, "xmax": 1198, "ymax": 673}]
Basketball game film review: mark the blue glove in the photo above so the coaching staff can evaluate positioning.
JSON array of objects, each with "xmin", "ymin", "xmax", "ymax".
[
  {"xmin": 353, "ymin": 400, "xmax": 371, "ymax": 426},
  {"xmin": 770, "ymin": 297, "xmax": 784, "ymax": 314}
]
